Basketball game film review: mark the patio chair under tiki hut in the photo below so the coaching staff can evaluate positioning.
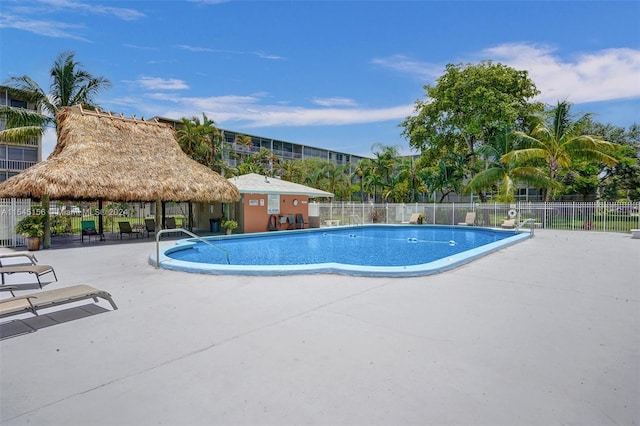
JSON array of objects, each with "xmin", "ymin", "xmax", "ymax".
[{"xmin": 0, "ymin": 105, "xmax": 240, "ymax": 246}]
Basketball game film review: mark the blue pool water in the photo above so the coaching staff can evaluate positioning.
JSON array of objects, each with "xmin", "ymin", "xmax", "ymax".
[{"xmin": 157, "ymin": 225, "xmax": 530, "ymax": 277}]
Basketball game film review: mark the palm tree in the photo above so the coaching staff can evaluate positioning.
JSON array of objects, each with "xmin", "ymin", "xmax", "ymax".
[
  {"xmin": 6, "ymin": 51, "xmax": 111, "ymax": 123},
  {"xmin": 279, "ymin": 159, "xmax": 303, "ymax": 183},
  {"xmin": 397, "ymin": 156, "xmax": 425, "ymax": 202},
  {"xmin": 353, "ymin": 161, "xmax": 367, "ymax": 202},
  {"xmin": 368, "ymin": 143, "xmax": 401, "ymax": 203},
  {"xmin": 233, "ymin": 134, "xmax": 253, "ymax": 162},
  {"xmin": 503, "ymin": 101, "xmax": 619, "ymax": 201},
  {"xmin": 465, "ymin": 127, "xmax": 553, "ymax": 202},
  {"xmin": 176, "ymin": 113, "xmax": 226, "ymax": 173},
  {"xmin": 0, "ymin": 105, "xmax": 50, "ymax": 143},
  {"xmin": 383, "ymin": 174, "xmax": 409, "ymax": 202},
  {"xmin": 421, "ymin": 152, "xmax": 468, "ymax": 203},
  {"xmin": 4, "ymin": 50, "xmax": 111, "ymax": 248}
]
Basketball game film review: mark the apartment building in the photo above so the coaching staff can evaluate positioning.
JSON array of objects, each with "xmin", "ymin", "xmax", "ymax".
[
  {"xmin": 0, "ymin": 86, "xmax": 42, "ymax": 183},
  {"xmin": 155, "ymin": 117, "xmax": 367, "ymax": 174}
]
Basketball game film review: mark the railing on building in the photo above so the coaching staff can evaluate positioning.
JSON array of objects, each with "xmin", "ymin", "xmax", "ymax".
[{"xmin": 0, "ymin": 159, "xmax": 37, "ymax": 171}]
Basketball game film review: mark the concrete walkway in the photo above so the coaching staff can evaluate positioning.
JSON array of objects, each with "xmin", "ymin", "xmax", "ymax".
[{"xmin": 1, "ymin": 230, "xmax": 638, "ymax": 426}]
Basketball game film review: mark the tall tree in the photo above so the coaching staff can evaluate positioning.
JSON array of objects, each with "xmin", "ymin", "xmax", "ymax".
[
  {"xmin": 369, "ymin": 143, "xmax": 400, "ymax": 203},
  {"xmin": 176, "ymin": 113, "xmax": 226, "ymax": 173},
  {"xmin": 397, "ymin": 156, "xmax": 426, "ymax": 202},
  {"xmin": 503, "ymin": 101, "xmax": 621, "ymax": 201},
  {"xmin": 0, "ymin": 104, "xmax": 50, "ymax": 143},
  {"xmin": 6, "ymin": 51, "xmax": 111, "ymax": 124},
  {"xmin": 465, "ymin": 127, "xmax": 553, "ymax": 202},
  {"xmin": 4, "ymin": 51, "xmax": 111, "ymax": 249},
  {"xmin": 584, "ymin": 122, "xmax": 640, "ymax": 201},
  {"xmin": 401, "ymin": 61, "xmax": 542, "ymax": 201},
  {"xmin": 419, "ymin": 152, "xmax": 468, "ymax": 202},
  {"xmin": 354, "ymin": 158, "xmax": 372, "ymax": 202}
]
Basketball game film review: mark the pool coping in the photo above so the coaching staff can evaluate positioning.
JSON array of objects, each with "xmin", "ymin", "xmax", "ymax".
[{"xmin": 151, "ymin": 225, "xmax": 532, "ymax": 277}]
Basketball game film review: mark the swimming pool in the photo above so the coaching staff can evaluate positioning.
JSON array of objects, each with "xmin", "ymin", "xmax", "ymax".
[{"xmin": 154, "ymin": 225, "xmax": 531, "ymax": 277}]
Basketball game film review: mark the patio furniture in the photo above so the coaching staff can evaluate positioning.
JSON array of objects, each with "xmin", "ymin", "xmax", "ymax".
[
  {"xmin": 501, "ymin": 219, "xmax": 516, "ymax": 229},
  {"xmin": 118, "ymin": 221, "xmax": 142, "ymax": 239},
  {"xmin": 295, "ymin": 214, "xmax": 307, "ymax": 229},
  {"xmin": 268, "ymin": 215, "xmax": 278, "ymax": 231},
  {"xmin": 0, "ymin": 252, "xmax": 38, "ymax": 266},
  {"xmin": 404, "ymin": 213, "xmax": 420, "ymax": 224},
  {"xmin": 279, "ymin": 215, "xmax": 294, "ymax": 230},
  {"xmin": 458, "ymin": 212, "xmax": 476, "ymax": 226},
  {"xmin": 145, "ymin": 219, "xmax": 157, "ymax": 238},
  {"xmin": 0, "ymin": 284, "xmax": 118, "ymax": 319},
  {"xmin": 165, "ymin": 217, "xmax": 177, "ymax": 229},
  {"xmin": 0, "ymin": 264, "xmax": 57, "ymax": 288},
  {"xmin": 81, "ymin": 220, "xmax": 102, "ymax": 243}
]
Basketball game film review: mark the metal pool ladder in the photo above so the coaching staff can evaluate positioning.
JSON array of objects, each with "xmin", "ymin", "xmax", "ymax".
[
  {"xmin": 155, "ymin": 228, "xmax": 231, "ymax": 268},
  {"xmin": 516, "ymin": 218, "xmax": 536, "ymax": 237}
]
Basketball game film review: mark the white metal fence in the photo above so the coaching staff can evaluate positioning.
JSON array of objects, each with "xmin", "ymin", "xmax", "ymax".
[
  {"xmin": 315, "ymin": 201, "xmax": 640, "ymax": 233},
  {"xmin": 0, "ymin": 198, "xmax": 30, "ymax": 247},
  {"xmin": 2, "ymin": 199, "xmax": 639, "ymax": 247},
  {"xmin": 0, "ymin": 199, "xmax": 191, "ymax": 248}
]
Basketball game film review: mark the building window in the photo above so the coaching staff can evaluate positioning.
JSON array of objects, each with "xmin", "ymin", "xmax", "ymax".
[{"xmin": 9, "ymin": 99, "xmax": 28, "ymax": 109}]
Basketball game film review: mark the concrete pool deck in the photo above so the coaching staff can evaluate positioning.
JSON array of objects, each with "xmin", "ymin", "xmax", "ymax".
[{"xmin": 1, "ymin": 229, "xmax": 638, "ymax": 425}]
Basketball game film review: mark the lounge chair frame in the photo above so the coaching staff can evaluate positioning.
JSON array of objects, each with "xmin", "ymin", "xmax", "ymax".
[
  {"xmin": 501, "ymin": 219, "xmax": 517, "ymax": 229},
  {"xmin": 144, "ymin": 218, "xmax": 156, "ymax": 238},
  {"xmin": 0, "ymin": 264, "xmax": 57, "ymax": 288},
  {"xmin": 0, "ymin": 252, "xmax": 38, "ymax": 266},
  {"xmin": 118, "ymin": 221, "xmax": 142, "ymax": 239},
  {"xmin": 81, "ymin": 220, "xmax": 103, "ymax": 243},
  {"xmin": 0, "ymin": 284, "xmax": 118, "ymax": 319},
  {"xmin": 294, "ymin": 213, "xmax": 307, "ymax": 229},
  {"xmin": 458, "ymin": 212, "xmax": 476, "ymax": 226},
  {"xmin": 404, "ymin": 213, "xmax": 420, "ymax": 224}
]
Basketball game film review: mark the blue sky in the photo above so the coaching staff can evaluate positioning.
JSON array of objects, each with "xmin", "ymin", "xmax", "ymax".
[{"xmin": 1, "ymin": 0, "xmax": 639, "ymax": 159}]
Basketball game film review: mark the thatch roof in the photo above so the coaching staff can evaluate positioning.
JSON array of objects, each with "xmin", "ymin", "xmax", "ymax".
[
  {"xmin": 228, "ymin": 173, "xmax": 334, "ymax": 198},
  {"xmin": 0, "ymin": 106, "xmax": 240, "ymax": 203}
]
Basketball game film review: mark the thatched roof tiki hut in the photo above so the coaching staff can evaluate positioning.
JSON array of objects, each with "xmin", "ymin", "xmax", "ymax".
[{"xmin": 0, "ymin": 105, "xmax": 240, "ymax": 247}]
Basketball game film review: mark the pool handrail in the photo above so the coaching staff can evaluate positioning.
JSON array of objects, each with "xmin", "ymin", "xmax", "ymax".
[
  {"xmin": 155, "ymin": 228, "xmax": 231, "ymax": 268},
  {"xmin": 516, "ymin": 218, "xmax": 536, "ymax": 237}
]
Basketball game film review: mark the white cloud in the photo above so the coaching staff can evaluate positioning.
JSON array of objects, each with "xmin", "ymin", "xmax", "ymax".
[
  {"xmin": 176, "ymin": 45, "xmax": 285, "ymax": 60},
  {"xmin": 137, "ymin": 77, "xmax": 189, "ymax": 91},
  {"xmin": 176, "ymin": 44, "xmax": 216, "ymax": 53},
  {"xmin": 124, "ymin": 44, "xmax": 159, "ymax": 51},
  {"xmin": 481, "ymin": 43, "xmax": 640, "ymax": 104},
  {"xmin": 1, "ymin": 0, "xmax": 144, "ymax": 41},
  {"xmin": 253, "ymin": 51, "xmax": 285, "ymax": 61},
  {"xmin": 371, "ymin": 54, "xmax": 444, "ymax": 81},
  {"xmin": 373, "ymin": 44, "xmax": 640, "ymax": 106},
  {"xmin": 0, "ymin": 13, "xmax": 89, "ymax": 41},
  {"xmin": 38, "ymin": 0, "xmax": 145, "ymax": 20},
  {"xmin": 312, "ymin": 97, "xmax": 358, "ymax": 107},
  {"xmin": 146, "ymin": 92, "xmax": 413, "ymax": 128}
]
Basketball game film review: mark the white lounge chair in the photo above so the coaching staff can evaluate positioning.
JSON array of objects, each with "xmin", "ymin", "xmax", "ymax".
[
  {"xmin": 458, "ymin": 212, "xmax": 476, "ymax": 226},
  {"xmin": 405, "ymin": 213, "xmax": 420, "ymax": 224},
  {"xmin": 0, "ymin": 252, "xmax": 38, "ymax": 266},
  {"xmin": 0, "ymin": 264, "xmax": 57, "ymax": 288},
  {"xmin": 0, "ymin": 284, "xmax": 117, "ymax": 319},
  {"xmin": 501, "ymin": 219, "xmax": 516, "ymax": 229}
]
